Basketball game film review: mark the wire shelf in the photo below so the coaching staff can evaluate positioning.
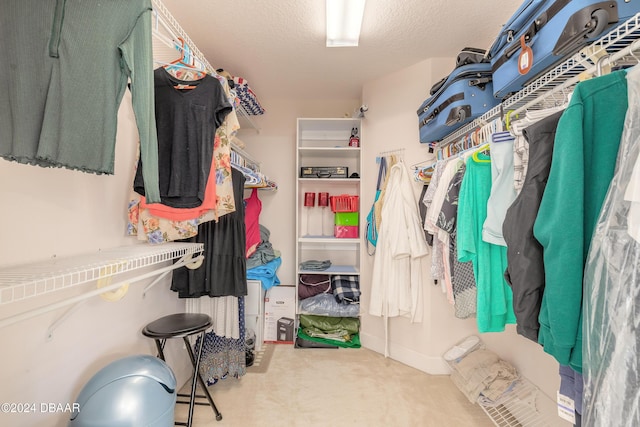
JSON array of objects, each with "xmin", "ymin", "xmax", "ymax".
[
  {"xmin": 437, "ymin": 13, "xmax": 640, "ymax": 149},
  {"xmin": 151, "ymin": 0, "xmax": 261, "ymax": 132},
  {"xmin": 0, "ymin": 243, "xmax": 203, "ymax": 305},
  {"xmin": 478, "ymin": 378, "xmax": 555, "ymax": 427}
]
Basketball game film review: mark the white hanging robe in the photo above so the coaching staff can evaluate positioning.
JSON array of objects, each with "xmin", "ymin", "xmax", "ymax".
[{"xmin": 369, "ymin": 162, "xmax": 430, "ymax": 356}]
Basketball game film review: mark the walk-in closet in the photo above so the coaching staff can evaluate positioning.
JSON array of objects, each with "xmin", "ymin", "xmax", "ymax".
[{"xmin": 1, "ymin": 1, "xmax": 639, "ymax": 426}]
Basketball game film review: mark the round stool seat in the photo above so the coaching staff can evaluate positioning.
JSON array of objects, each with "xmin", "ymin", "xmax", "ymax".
[{"xmin": 142, "ymin": 313, "xmax": 212, "ymax": 339}]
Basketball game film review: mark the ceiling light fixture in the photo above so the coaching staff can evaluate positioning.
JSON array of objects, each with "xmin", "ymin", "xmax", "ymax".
[{"xmin": 326, "ymin": 0, "xmax": 366, "ymax": 47}]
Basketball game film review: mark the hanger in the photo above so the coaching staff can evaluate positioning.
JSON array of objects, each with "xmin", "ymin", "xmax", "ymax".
[
  {"xmin": 164, "ymin": 37, "xmax": 206, "ymax": 89},
  {"xmin": 472, "ymin": 142, "xmax": 491, "ymax": 160}
]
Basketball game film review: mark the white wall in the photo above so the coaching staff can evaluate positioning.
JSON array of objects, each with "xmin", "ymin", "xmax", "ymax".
[
  {"xmin": 358, "ymin": 57, "xmax": 565, "ymax": 423},
  {"xmin": 0, "ymin": 92, "xmax": 191, "ymax": 427}
]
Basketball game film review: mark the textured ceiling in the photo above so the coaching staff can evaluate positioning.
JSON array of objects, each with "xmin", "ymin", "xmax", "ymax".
[{"xmin": 160, "ymin": 0, "xmax": 523, "ymax": 101}]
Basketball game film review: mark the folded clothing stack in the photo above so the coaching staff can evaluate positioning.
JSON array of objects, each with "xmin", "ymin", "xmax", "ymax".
[
  {"xmin": 297, "ymin": 314, "xmax": 360, "ymax": 348},
  {"xmin": 298, "ymin": 294, "xmax": 360, "ymax": 318},
  {"xmin": 298, "ymin": 274, "xmax": 331, "ymax": 300},
  {"xmin": 299, "ymin": 259, "xmax": 332, "ymax": 271},
  {"xmin": 444, "ymin": 336, "xmax": 519, "ymax": 404}
]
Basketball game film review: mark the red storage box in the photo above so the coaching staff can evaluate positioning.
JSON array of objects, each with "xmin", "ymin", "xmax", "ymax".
[
  {"xmin": 334, "ymin": 225, "xmax": 358, "ymax": 238},
  {"xmin": 330, "ymin": 195, "xmax": 359, "ymax": 212}
]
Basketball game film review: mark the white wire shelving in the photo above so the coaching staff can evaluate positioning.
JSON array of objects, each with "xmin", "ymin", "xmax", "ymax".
[
  {"xmin": 436, "ymin": 13, "xmax": 640, "ymax": 151},
  {"xmin": 0, "ymin": 242, "xmax": 201, "ymax": 305},
  {"xmin": 0, "ymin": 243, "xmax": 204, "ymax": 331},
  {"xmin": 151, "ymin": 0, "xmax": 261, "ymax": 132},
  {"xmin": 478, "ymin": 378, "xmax": 556, "ymax": 427},
  {"xmin": 445, "ymin": 337, "xmax": 558, "ymax": 427}
]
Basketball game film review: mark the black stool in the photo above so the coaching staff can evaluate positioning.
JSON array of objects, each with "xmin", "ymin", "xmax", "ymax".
[{"xmin": 142, "ymin": 313, "xmax": 223, "ymax": 425}]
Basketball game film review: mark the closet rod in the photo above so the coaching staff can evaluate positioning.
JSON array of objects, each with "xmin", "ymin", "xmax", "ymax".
[
  {"xmin": 377, "ymin": 148, "xmax": 405, "ymax": 156},
  {"xmin": 230, "ymin": 142, "xmax": 260, "ymax": 169},
  {"xmin": 431, "ymin": 116, "xmax": 501, "ymax": 165}
]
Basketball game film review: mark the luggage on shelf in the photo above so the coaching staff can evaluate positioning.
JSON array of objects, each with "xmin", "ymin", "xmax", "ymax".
[
  {"xmin": 489, "ymin": 0, "xmax": 640, "ymax": 100},
  {"xmin": 417, "ymin": 56, "xmax": 498, "ymax": 144}
]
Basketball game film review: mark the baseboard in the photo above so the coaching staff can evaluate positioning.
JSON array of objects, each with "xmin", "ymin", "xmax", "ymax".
[{"xmin": 360, "ymin": 332, "xmax": 451, "ymax": 375}]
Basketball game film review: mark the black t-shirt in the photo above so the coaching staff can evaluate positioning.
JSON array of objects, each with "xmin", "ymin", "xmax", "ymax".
[{"xmin": 134, "ymin": 67, "xmax": 232, "ymax": 208}]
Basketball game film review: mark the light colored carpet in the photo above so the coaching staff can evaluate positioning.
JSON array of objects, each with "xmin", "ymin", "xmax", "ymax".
[
  {"xmin": 176, "ymin": 345, "xmax": 494, "ymax": 427},
  {"xmin": 246, "ymin": 343, "xmax": 275, "ymax": 374}
]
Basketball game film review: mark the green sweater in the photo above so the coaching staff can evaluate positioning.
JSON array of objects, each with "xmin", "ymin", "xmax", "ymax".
[
  {"xmin": 0, "ymin": 0, "xmax": 160, "ymax": 203},
  {"xmin": 533, "ymin": 70, "xmax": 627, "ymax": 373}
]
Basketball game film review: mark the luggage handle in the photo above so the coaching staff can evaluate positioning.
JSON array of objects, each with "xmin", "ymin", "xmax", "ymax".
[
  {"xmin": 422, "ymin": 110, "xmax": 437, "ymax": 126},
  {"xmin": 429, "ymin": 76, "xmax": 447, "ymax": 95},
  {"xmin": 503, "ymin": 19, "xmax": 541, "ymax": 60},
  {"xmin": 469, "ymin": 76, "xmax": 492, "ymax": 89},
  {"xmin": 316, "ymin": 171, "xmax": 332, "ymax": 178},
  {"xmin": 494, "ymin": 0, "xmax": 577, "ymax": 68},
  {"xmin": 420, "ymin": 92, "xmax": 465, "ymax": 126}
]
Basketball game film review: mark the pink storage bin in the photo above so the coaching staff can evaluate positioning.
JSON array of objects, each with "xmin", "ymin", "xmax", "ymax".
[{"xmin": 334, "ymin": 225, "xmax": 358, "ymax": 238}]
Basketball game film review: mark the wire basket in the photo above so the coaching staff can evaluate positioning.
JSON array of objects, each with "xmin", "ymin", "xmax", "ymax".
[{"xmin": 330, "ymin": 195, "xmax": 359, "ymax": 212}]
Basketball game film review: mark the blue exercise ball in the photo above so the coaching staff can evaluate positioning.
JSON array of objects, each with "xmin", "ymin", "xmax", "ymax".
[{"xmin": 69, "ymin": 355, "xmax": 176, "ymax": 427}]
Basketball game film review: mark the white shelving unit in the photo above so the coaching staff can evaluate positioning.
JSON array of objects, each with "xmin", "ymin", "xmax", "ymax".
[{"xmin": 295, "ymin": 118, "xmax": 362, "ymax": 340}]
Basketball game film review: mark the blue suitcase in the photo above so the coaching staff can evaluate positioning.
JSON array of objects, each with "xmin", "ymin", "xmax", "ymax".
[
  {"xmin": 489, "ymin": 0, "xmax": 640, "ymax": 99},
  {"xmin": 417, "ymin": 61, "xmax": 498, "ymax": 144}
]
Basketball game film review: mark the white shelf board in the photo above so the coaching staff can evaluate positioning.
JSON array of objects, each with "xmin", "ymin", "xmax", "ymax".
[
  {"xmin": 297, "ymin": 309, "xmax": 361, "ymax": 317},
  {"xmin": 298, "ymin": 265, "xmax": 360, "ymax": 275},
  {"xmin": 298, "ymin": 147, "xmax": 361, "ymax": 158},
  {"xmin": 298, "ymin": 178, "xmax": 360, "ymax": 183},
  {"xmin": 298, "ymin": 236, "xmax": 360, "ymax": 244}
]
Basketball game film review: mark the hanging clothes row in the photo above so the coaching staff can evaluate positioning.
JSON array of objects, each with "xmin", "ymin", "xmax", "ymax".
[
  {"xmin": 422, "ymin": 58, "xmax": 640, "ymax": 425},
  {"xmin": 412, "ymin": 120, "xmax": 501, "ymax": 184},
  {"xmin": 134, "ymin": 2, "xmax": 267, "ymax": 383},
  {"xmin": 126, "ymin": 60, "xmax": 240, "ymax": 243}
]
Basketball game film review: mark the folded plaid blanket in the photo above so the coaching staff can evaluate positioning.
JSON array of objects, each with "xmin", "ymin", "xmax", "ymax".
[{"xmin": 331, "ymin": 275, "xmax": 360, "ymax": 304}]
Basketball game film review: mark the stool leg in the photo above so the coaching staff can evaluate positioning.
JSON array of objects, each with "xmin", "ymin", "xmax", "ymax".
[
  {"xmin": 153, "ymin": 339, "xmax": 166, "ymax": 361},
  {"xmin": 183, "ymin": 333, "xmax": 223, "ymax": 422},
  {"xmin": 184, "ymin": 332, "xmax": 204, "ymax": 427}
]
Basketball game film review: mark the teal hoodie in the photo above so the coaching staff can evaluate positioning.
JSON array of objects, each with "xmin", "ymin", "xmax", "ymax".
[{"xmin": 533, "ymin": 70, "xmax": 628, "ymax": 373}]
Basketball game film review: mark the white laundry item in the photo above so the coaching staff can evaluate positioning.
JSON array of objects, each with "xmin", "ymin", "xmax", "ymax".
[
  {"xmin": 370, "ymin": 162, "xmax": 429, "ymax": 356},
  {"xmin": 186, "ymin": 296, "xmax": 240, "ymax": 339}
]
